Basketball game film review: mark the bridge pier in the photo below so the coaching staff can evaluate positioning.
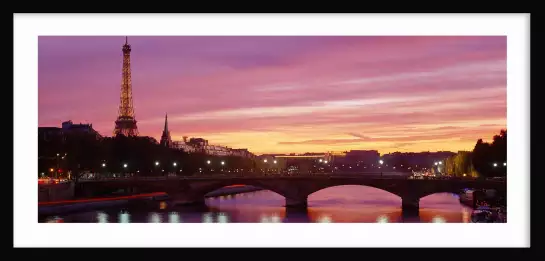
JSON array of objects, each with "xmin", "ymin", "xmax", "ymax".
[
  {"xmin": 285, "ymin": 197, "xmax": 308, "ymax": 210},
  {"xmin": 401, "ymin": 196, "xmax": 420, "ymax": 217}
]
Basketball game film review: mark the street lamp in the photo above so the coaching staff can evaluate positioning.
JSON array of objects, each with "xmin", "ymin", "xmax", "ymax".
[
  {"xmin": 102, "ymin": 163, "xmax": 106, "ymax": 167},
  {"xmin": 221, "ymin": 161, "xmax": 225, "ymax": 165},
  {"xmin": 155, "ymin": 161, "xmax": 160, "ymax": 166},
  {"xmin": 324, "ymin": 160, "xmax": 328, "ymax": 164},
  {"xmin": 173, "ymin": 162, "xmax": 177, "ymax": 166},
  {"xmin": 379, "ymin": 160, "xmax": 384, "ymax": 165},
  {"xmin": 503, "ymin": 162, "xmax": 507, "ymax": 166},
  {"xmin": 438, "ymin": 161, "xmax": 442, "ymax": 165},
  {"xmin": 319, "ymin": 159, "xmax": 323, "ymax": 162},
  {"xmin": 493, "ymin": 163, "xmax": 498, "ymax": 167},
  {"xmin": 123, "ymin": 163, "xmax": 128, "ymax": 168},
  {"xmin": 264, "ymin": 159, "xmax": 267, "ymax": 163},
  {"xmin": 207, "ymin": 160, "xmax": 211, "ymax": 164},
  {"xmin": 273, "ymin": 160, "xmax": 277, "ymax": 164}
]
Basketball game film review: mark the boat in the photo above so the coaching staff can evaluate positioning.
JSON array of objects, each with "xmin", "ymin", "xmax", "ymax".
[
  {"xmin": 459, "ymin": 189, "xmax": 474, "ymax": 207},
  {"xmin": 471, "ymin": 206, "xmax": 506, "ymax": 223}
]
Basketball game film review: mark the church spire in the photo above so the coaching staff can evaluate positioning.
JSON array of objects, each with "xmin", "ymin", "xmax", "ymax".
[
  {"xmin": 164, "ymin": 113, "xmax": 168, "ymax": 133},
  {"xmin": 160, "ymin": 113, "xmax": 172, "ymax": 148}
]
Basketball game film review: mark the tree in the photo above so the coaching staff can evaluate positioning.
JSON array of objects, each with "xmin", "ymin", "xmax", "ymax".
[{"xmin": 471, "ymin": 129, "xmax": 507, "ymax": 178}]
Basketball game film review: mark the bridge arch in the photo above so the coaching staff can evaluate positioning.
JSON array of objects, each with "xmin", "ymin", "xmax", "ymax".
[
  {"xmin": 413, "ymin": 181, "xmax": 506, "ymax": 200},
  {"xmin": 307, "ymin": 184, "xmax": 402, "ymax": 207},
  {"xmin": 306, "ymin": 182, "xmax": 404, "ymax": 199},
  {"xmin": 416, "ymin": 188, "xmax": 465, "ymax": 200},
  {"xmin": 192, "ymin": 180, "xmax": 288, "ymax": 199}
]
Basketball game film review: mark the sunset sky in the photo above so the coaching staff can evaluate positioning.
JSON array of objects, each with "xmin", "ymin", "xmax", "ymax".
[{"xmin": 38, "ymin": 36, "xmax": 506, "ymax": 155}]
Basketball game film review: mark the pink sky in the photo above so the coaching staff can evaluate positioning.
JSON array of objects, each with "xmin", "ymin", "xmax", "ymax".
[{"xmin": 38, "ymin": 36, "xmax": 506, "ymax": 155}]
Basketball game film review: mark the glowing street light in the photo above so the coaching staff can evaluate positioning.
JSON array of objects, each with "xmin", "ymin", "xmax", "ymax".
[
  {"xmin": 102, "ymin": 163, "xmax": 106, "ymax": 167},
  {"xmin": 379, "ymin": 160, "xmax": 384, "ymax": 165},
  {"xmin": 221, "ymin": 161, "xmax": 225, "ymax": 165},
  {"xmin": 434, "ymin": 162, "xmax": 438, "ymax": 166},
  {"xmin": 123, "ymin": 163, "xmax": 128, "ymax": 168},
  {"xmin": 324, "ymin": 160, "xmax": 328, "ymax": 164},
  {"xmin": 438, "ymin": 161, "xmax": 443, "ymax": 165},
  {"xmin": 155, "ymin": 161, "xmax": 160, "ymax": 166},
  {"xmin": 264, "ymin": 159, "xmax": 268, "ymax": 163},
  {"xmin": 493, "ymin": 163, "xmax": 498, "ymax": 167},
  {"xmin": 273, "ymin": 160, "xmax": 277, "ymax": 164},
  {"xmin": 206, "ymin": 160, "xmax": 211, "ymax": 164},
  {"xmin": 319, "ymin": 159, "xmax": 323, "ymax": 162},
  {"xmin": 173, "ymin": 162, "xmax": 177, "ymax": 166},
  {"xmin": 503, "ymin": 162, "xmax": 507, "ymax": 166}
]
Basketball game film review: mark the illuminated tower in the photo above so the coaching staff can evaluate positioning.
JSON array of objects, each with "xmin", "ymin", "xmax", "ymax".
[
  {"xmin": 160, "ymin": 113, "xmax": 173, "ymax": 147},
  {"xmin": 113, "ymin": 36, "xmax": 139, "ymax": 136}
]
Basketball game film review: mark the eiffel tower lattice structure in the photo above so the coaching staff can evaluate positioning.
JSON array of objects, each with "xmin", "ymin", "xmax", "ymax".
[{"xmin": 113, "ymin": 36, "xmax": 139, "ymax": 137}]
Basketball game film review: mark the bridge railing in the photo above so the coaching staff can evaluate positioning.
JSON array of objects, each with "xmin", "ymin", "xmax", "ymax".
[{"xmin": 72, "ymin": 172, "xmax": 485, "ymax": 182}]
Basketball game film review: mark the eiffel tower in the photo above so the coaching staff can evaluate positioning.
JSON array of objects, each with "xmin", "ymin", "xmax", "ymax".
[{"xmin": 113, "ymin": 36, "xmax": 139, "ymax": 136}]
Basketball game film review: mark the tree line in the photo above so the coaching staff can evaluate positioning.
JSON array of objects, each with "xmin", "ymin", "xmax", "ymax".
[
  {"xmin": 38, "ymin": 132, "xmax": 258, "ymax": 180},
  {"xmin": 443, "ymin": 129, "xmax": 506, "ymax": 178}
]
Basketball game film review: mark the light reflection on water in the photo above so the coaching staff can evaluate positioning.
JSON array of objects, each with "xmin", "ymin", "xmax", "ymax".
[{"xmin": 41, "ymin": 186, "xmax": 474, "ymax": 223}]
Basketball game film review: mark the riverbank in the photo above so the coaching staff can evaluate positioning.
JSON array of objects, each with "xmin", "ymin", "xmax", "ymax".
[{"xmin": 39, "ymin": 185, "xmax": 263, "ymax": 217}]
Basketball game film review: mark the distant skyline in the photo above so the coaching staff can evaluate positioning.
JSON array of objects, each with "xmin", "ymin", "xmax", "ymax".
[{"xmin": 38, "ymin": 36, "xmax": 506, "ymax": 154}]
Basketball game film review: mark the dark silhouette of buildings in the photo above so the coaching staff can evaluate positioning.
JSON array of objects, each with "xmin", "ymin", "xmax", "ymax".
[{"xmin": 39, "ymin": 120, "xmax": 101, "ymax": 141}]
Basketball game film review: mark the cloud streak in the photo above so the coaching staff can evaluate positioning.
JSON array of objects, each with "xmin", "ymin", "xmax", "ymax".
[{"xmin": 38, "ymin": 36, "xmax": 507, "ymax": 154}]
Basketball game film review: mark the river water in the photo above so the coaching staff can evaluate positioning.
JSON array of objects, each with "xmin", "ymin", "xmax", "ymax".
[{"xmin": 41, "ymin": 185, "xmax": 473, "ymax": 223}]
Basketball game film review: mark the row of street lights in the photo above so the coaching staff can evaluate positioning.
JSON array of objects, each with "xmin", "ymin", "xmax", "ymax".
[{"xmin": 207, "ymin": 160, "xmax": 225, "ymax": 165}]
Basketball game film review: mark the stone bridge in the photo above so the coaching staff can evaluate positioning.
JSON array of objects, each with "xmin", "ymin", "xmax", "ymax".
[{"xmin": 75, "ymin": 175, "xmax": 506, "ymax": 215}]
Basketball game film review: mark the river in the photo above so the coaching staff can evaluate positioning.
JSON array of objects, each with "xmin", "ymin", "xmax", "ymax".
[{"xmin": 40, "ymin": 185, "xmax": 473, "ymax": 223}]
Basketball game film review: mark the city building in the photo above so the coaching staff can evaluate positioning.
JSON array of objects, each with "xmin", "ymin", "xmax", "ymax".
[
  {"xmin": 38, "ymin": 127, "xmax": 64, "ymax": 142},
  {"xmin": 172, "ymin": 141, "xmax": 197, "ymax": 153},
  {"xmin": 343, "ymin": 150, "xmax": 380, "ymax": 165},
  {"xmin": 168, "ymin": 134, "xmax": 256, "ymax": 158},
  {"xmin": 231, "ymin": 149, "xmax": 255, "ymax": 158},
  {"xmin": 39, "ymin": 120, "xmax": 102, "ymax": 141},
  {"xmin": 61, "ymin": 120, "xmax": 102, "ymax": 138}
]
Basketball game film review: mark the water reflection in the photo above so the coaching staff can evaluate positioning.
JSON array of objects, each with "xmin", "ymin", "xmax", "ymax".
[
  {"xmin": 376, "ymin": 215, "xmax": 389, "ymax": 223},
  {"xmin": 41, "ymin": 186, "xmax": 477, "ymax": 223},
  {"xmin": 432, "ymin": 216, "xmax": 446, "ymax": 223},
  {"xmin": 316, "ymin": 215, "xmax": 332, "ymax": 223},
  {"xmin": 260, "ymin": 213, "xmax": 282, "ymax": 223},
  {"xmin": 217, "ymin": 212, "xmax": 229, "ymax": 223},
  {"xmin": 462, "ymin": 208, "xmax": 470, "ymax": 223},
  {"xmin": 119, "ymin": 212, "xmax": 130, "ymax": 223},
  {"xmin": 202, "ymin": 213, "xmax": 213, "ymax": 223},
  {"xmin": 97, "ymin": 212, "xmax": 108, "ymax": 223},
  {"xmin": 149, "ymin": 212, "xmax": 161, "ymax": 223},
  {"xmin": 168, "ymin": 212, "xmax": 180, "ymax": 223}
]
